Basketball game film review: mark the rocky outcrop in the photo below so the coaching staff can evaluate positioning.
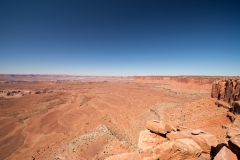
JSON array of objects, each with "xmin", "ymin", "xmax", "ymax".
[
  {"xmin": 138, "ymin": 130, "xmax": 167, "ymax": 152},
  {"xmin": 166, "ymin": 128, "xmax": 218, "ymax": 154},
  {"xmin": 226, "ymin": 115, "xmax": 240, "ymax": 159},
  {"xmin": 107, "ymin": 120, "xmax": 222, "ymax": 159},
  {"xmin": 146, "ymin": 120, "xmax": 172, "ymax": 134},
  {"xmin": 232, "ymin": 101, "xmax": 240, "ymax": 114},
  {"xmin": 0, "ymin": 90, "xmax": 53, "ymax": 98},
  {"xmin": 35, "ymin": 90, "xmax": 53, "ymax": 94},
  {"xmin": 215, "ymin": 100, "xmax": 232, "ymax": 109},
  {"xmin": 214, "ymin": 146, "xmax": 237, "ymax": 160},
  {"xmin": 227, "ymin": 111, "xmax": 236, "ymax": 122},
  {"xmin": 0, "ymin": 90, "xmax": 30, "ymax": 97},
  {"xmin": 139, "ymin": 121, "xmax": 221, "ymax": 159},
  {"xmin": 108, "ymin": 79, "xmax": 240, "ymax": 159},
  {"xmin": 211, "ymin": 79, "xmax": 240, "ymax": 158},
  {"xmin": 152, "ymin": 138, "xmax": 202, "ymax": 160},
  {"xmin": 211, "ymin": 79, "xmax": 240, "ymax": 119},
  {"xmin": 227, "ymin": 116, "xmax": 240, "ymax": 138},
  {"xmin": 191, "ymin": 132, "xmax": 218, "ymax": 154},
  {"xmin": 211, "ymin": 79, "xmax": 240, "ymax": 103},
  {"xmin": 136, "ymin": 120, "xmax": 240, "ymax": 159},
  {"xmin": 230, "ymin": 135, "xmax": 240, "ymax": 149},
  {"xmin": 167, "ymin": 131, "xmax": 190, "ymax": 140}
]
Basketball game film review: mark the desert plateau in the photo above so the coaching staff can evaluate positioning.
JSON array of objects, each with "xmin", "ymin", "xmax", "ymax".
[
  {"xmin": 0, "ymin": 75, "xmax": 239, "ymax": 160},
  {"xmin": 1, "ymin": 0, "xmax": 240, "ymax": 159}
]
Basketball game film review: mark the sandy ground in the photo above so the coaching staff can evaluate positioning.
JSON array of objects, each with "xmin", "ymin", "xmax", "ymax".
[{"xmin": 0, "ymin": 80, "xmax": 231, "ymax": 159}]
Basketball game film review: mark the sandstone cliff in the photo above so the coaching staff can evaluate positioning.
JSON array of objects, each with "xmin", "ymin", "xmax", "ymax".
[
  {"xmin": 211, "ymin": 79, "xmax": 240, "ymax": 102},
  {"xmin": 134, "ymin": 76, "xmax": 220, "ymax": 84},
  {"xmin": 210, "ymin": 79, "xmax": 240, "ymax": 159}
]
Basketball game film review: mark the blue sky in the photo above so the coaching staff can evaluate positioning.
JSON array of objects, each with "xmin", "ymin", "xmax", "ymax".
[{"xmin": 0, "ymin": 0, "xmax": 240, "ymax": 76}]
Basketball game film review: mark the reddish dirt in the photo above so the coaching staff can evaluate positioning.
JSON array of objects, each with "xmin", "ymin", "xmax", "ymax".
[{"xmin": 0, "ymin": 76, "xmax": 232, "ymax": 159}]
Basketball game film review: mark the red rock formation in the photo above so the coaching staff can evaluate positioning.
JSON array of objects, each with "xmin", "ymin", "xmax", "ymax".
[
  {"xmin": 137, "ymin": 120, "xmax": 222, "ymax": 159},
  {"xmin": 152, "ymin": 138, "xmax": 202, "ymax": 160},
  {"xmin": 232, "ymin": 101, "xmax": 240, "ymax": 114},
  {"xmin": 167, "ymin": 131, "xmax": 190, "ymax": 140},
  {"xmin": 214, "ymin": 146, "xmax": 237, "ymax": 160},
  {"xmin": 234, "ymin": 81, "xmax": 240, "ymax": 100},
  {"xmin": 166, "ymin": 128, "xmax": 218, "ymax": 154},
  {"xmin": 215, "ymin": 100, "xmax": 232, "ymax": 109},
  {"xmin": 211, "ymin": 79, "xmax": 240, "ymax": 103},
  {"xmin": 191, "ymin": 132, "xmax": 218, "ymax": 154},
  {"xmin": 138, "ymin": 130, "xmax": 167, "ymax": 152},
  {"xmin": 227, "ymin": 115, "xmax": 240, "ymax": 159},
  {"xmin": 211, "ymin": 79, "xmax": 240, "ymax": 121},
  {"xmin": 211, "ymin": 81, "xmax": 219, "ymax": 98},
  {"xmin": 134, "ymin": 76, "xmax": 220, "ymax": 84},
  {"xmin": 146, "ymin": 120, "xmax": 173, "ymax": 134}
]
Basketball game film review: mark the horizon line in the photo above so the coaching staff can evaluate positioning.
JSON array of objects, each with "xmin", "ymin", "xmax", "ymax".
[{"xmin": 0, "ymin": 74, "xmax": 239, "ymax": 77}]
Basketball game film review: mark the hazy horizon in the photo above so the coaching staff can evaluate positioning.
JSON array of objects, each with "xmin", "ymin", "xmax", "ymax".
[
  {"xmin": 1, "ymin": 0, "xmax": 240, "ymax": 76},
  {"xmin": 0, "ymin": 74, "xmax": 239, "ymax": 77}
]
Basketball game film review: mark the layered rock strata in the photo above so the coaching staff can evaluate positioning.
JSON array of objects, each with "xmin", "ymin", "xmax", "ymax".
[
  {"xmin": 211, "ymin": 79, "xmax": 240, "ymax": 103},
  {"xmin": 134, "ymin": 76, "xmax": 220, "ymax": 84}
]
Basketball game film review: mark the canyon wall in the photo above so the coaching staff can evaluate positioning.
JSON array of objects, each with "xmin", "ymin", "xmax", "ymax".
[
  {"xmin": 211, "ymin": 79, "xmax": 240, "ymax": 159},
  {"xmin": 211, "ymin": 79, "xmax": 240, "ymax": 103},
  {"xmin": 133, "ymin": 76, "xmax": 221, "ymax": 85}
]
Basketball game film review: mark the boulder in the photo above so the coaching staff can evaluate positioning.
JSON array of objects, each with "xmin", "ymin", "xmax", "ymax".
[
  {"xmin": 191, "ymin": 133, "xmax": 218, "ymax": 153},
  {"xmin": 227, "ymin": 115, "xmax": 240, "ymax": 138},
  {"xmin": 152, "ymin": 141, "xmax": 174, "ymax": 160},
  {"xmin": 233, "ymin": 115, "xmax": 240, "ymax": 127},
  {"xmin": 138, "ymin": 130, "xmax": 167, "ymax": 151},
  {"xmin": 180, "ymin": 130, "xmax": 194, "ymax": 137},
  {"xmin": 228, "ymin": 140, "xmax": 240, "ymax": 159},
  {"xmin": 174, "ymin": 138, "xmax": 203, "ymax": 158},
  {"xmin": 153, "ymin": 138, "xmax": 202, "ymax": 160},
  {"xmin": 227, "ymin": 127, "xmax": 240, "ymax": 138},
  {"xmin": 191, "ymin": 129, "xmax": 204, "ymax": 135},
  {"xmin": 167, "ymin": 130, "xmax": 218, "ymax": 154},
  {"xmin": 146, "ymin": 120, "xmax": 172, "ymax": 134},
  {"xmin": 213, "ymin": 146, "xmax": 237, "ymax": 160},
  {"xmin": 166, "ymin": 131, "xmax": 189, "ymax": 140},
  {"xmin": 230, "ymin": 134, "xmax": 240, "ymax": 148}
]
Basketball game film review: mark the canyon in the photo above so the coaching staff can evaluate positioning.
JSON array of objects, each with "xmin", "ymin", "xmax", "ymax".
[{"xmin": 0, "ymin": 75, "xmax": 239, "ymax": 159}]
